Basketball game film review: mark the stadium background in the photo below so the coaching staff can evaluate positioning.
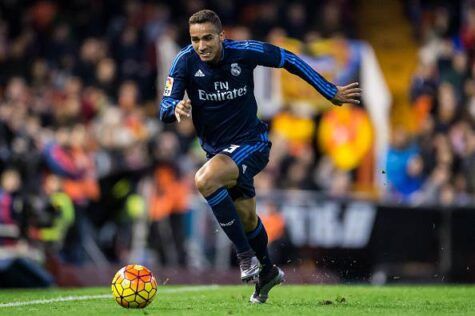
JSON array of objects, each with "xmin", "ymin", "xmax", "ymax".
[{"xmin": 0, "ymin": 0, "xmax": 474, "ymax": 287}]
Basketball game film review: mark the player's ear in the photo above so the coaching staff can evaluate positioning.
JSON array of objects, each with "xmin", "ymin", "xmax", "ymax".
[{"xmin": 219, "ymin": 31, "xmax": 225, "ymax": 41}]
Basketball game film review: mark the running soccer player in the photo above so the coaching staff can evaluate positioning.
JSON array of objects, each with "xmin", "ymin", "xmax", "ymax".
[{"xmin": 159, "ymin": 9, "xmax": 361, "ymax": 303}]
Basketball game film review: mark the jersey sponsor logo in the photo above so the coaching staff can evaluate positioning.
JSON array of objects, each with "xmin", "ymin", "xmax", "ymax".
[
  {"xmin": 219, "ymin": 219, "xmax": 235, "ymax": 227},
  {"xmin": 230, "ymin": 63, "xmax": 241, "ymax": 76},
  {"xmin": 164, "ymin": 76, "xmax": 174, "ymax": 96},
  {"xmin": 195, "ymin": 69, "xmax": 205, "ymax": 77},
  {"xmin": 198, "ymin": 85, "xmax": 247, "ymax": 101}
]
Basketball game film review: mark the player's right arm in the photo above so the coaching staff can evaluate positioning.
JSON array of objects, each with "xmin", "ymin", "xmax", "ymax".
[{"xmin": 159, "ymin": 46, "xmax": 191, "ymax": 123}]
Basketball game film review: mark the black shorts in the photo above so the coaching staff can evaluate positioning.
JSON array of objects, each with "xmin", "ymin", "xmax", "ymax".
[{"xmin": 208, "ymin": 135, "xmax": 271, "ymax": 200}]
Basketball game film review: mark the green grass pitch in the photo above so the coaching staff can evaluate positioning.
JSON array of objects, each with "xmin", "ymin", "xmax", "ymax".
[{"xmin": 0, "ymin": 285, "xmax": 474, "ymax": 315}]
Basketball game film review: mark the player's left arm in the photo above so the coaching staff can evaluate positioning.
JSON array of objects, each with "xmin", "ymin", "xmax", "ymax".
[{"xmin": 245, "ymin": 41, "xmax": 361, "ymax": 105}]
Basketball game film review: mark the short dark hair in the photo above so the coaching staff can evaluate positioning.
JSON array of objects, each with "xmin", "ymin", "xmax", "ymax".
[{"xmin": 189, "ymin": 9, "xmax": 222, "ymax": 32}]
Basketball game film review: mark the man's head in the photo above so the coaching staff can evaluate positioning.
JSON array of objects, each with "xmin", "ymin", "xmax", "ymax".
[
  {"xmin": 189, "ymin": 10, "xmax": 224, "ymax": 63},
  {"xmin": 1, "ymin": 169, "xmax": 20, "ymax": 193}
]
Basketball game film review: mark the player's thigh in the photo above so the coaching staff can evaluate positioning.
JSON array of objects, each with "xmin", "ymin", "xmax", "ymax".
[
  {"xmin": 195, "ymin": 153, "xmax": 239, "ymax": 188},
  {"xmin": 234, "ymin": 197, "xmax": 258, "ymax": 232},
  {"xmin": 226, "ymin": 141, "xmax": 271, "ymax": 200}
]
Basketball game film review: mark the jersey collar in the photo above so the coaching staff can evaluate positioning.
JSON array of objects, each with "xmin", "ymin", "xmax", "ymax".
[{"xmin": 219, "ymin": 42, "xmax": 225, "ymax": 62}]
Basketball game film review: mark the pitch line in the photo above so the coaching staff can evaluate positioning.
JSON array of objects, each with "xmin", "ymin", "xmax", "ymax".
[{"xmin": 0, "ymin": 285, "xmax": 220, "ymax": 308}]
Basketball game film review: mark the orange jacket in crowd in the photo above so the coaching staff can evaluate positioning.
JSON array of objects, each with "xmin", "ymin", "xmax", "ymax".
[
  {"xmin": 149, "ymin": 165, "xmax": 189, "ymax": 221},
  {"xmin": 260, "ymin": 204, "xmax": 286, "ymax": 243},
  {"xmin": 62, "ymin": 147, "xmax": 100, "ymax": 203}
]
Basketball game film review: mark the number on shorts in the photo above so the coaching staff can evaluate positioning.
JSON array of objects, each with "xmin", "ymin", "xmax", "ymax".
[{"xmin": 223, "ymin": 144, "xmax": 240, "ymax": 153}]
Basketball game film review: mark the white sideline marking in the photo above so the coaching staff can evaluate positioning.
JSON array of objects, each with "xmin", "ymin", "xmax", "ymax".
[{"xmin": 0, "ymin": 285, "xmax": 220, "ymax": 308}]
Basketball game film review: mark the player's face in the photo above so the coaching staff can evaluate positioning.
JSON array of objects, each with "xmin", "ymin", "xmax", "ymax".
[{"xmin": 189, "ymin": 22, "xmax": 224, "ymax": 63}]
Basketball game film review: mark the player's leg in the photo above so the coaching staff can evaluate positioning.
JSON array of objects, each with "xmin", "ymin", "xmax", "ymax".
[
  {"xmin": 224, "ymin": 139, "xmax": 273, "ymax": 274},
  {"xmin": 234, "ymin": 197, "xmax": 270, "ymax": 273},
  {"xmin": 194, "ymin": 154, "xmax": 259, "ymax": 282},
  {"xmin": 234, "ymin": 197, "xmax": 284, "ymax": 304},
  {"xmin": 223, "ymin": 136, "xmax": 284, "ymax": 303}
]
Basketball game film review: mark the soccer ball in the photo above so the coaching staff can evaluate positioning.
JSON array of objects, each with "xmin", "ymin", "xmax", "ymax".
[{"xmin": 111, "ymin": 264, "xmax": 158, "ymax": 308}]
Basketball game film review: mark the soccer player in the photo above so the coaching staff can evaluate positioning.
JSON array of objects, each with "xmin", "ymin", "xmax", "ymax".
[{"xmin": 159, "ymin": 9, "xmax": 361, "ymax": 303}]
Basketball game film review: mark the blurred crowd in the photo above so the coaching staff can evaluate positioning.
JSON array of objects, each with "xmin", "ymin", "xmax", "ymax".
[
  {"xmin": 0, "ymin": 0, "xmax": 357, "ymax": 268},
  {"xmin": 385, "ymin": 0, "xmax": 475, "ymax": 205},
  {"xmin": 1, "ymin": 0, "xmax": 474, "ymax": 273}
]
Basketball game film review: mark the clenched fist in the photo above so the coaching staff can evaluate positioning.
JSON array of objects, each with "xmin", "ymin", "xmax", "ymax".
[{"xmin": 175, "ymin": 99, "xmax": 192, "ymax": 122}]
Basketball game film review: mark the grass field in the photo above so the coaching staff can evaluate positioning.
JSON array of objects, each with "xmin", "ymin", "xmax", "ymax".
[{"xmin": 0, "ymin": 285, "xmax": 474, "ymax": 315}]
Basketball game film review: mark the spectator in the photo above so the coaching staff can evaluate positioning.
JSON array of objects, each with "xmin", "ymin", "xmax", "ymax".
[
  {"xmin": 0, "ymin": 169, "xmax": 21, "ymax": 245},
  {"xmin": 461, "ymin": 129, "xmax": 475, "ymax": 193},
  {"xmin": 385, "ymin": 126, "xmax": 424, "ymax": 201}
]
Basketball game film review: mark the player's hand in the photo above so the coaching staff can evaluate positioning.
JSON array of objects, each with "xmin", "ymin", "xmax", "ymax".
[
  {"xmin": 331, "ymin": 82, "xmax": 362, "ymax": 106},
  {"xmin": 175, "ymin": 99, "xmax": 192, "ymax": 122}
]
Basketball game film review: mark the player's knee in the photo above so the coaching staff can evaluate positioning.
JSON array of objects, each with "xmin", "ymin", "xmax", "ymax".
[
  {"xmin": 194, "ymin": 170, "xmax": 219, "ymax": 196},
  {"xmin": 194, "ymin": 171, "xmax": 208, "ymax": 194}
]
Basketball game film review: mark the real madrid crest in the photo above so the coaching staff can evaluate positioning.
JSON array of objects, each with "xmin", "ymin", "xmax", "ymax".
[{"xmin": 230, "ymin": 63, "xmax": 241, "ymax": 76}]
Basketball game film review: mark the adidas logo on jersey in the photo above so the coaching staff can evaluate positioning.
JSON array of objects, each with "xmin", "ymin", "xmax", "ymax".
[
  {"xmin": 242, "ymin": 164, "xmax": 247, "ymax": 174},
  {"xmin": 195, "ymin": 69, "xmax": 205, "ymax": 77}
]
